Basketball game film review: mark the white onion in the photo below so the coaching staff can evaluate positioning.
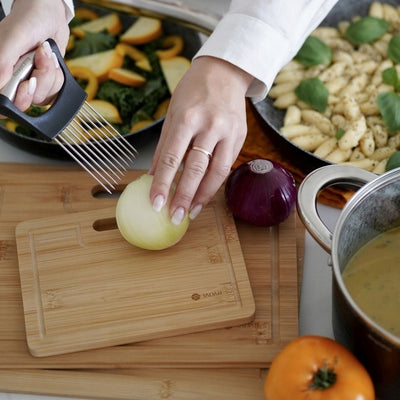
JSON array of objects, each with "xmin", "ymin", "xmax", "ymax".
[{"xmin": 116, "ymin": 174, "xmax": 190, "ymax": 250}]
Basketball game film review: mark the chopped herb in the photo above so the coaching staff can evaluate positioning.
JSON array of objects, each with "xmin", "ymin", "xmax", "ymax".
[{"xmin": 336, "ymin": 128, "xmax": 345, "ymax": 140}]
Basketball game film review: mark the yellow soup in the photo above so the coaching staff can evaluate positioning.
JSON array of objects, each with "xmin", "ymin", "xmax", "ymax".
[{"xmin": 342, "ymin": 227, "xmax": 400, "ymax": 337}]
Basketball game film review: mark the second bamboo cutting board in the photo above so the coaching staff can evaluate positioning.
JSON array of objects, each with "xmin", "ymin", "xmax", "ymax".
[{"xmin": 15, "ymin": 187, "xmax": 255, "ymax": 357}]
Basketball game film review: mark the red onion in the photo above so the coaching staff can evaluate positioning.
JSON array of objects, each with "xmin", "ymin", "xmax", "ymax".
[{"xmin": 224, "ymin": 159, "xmax": 297, "ymax": 227}]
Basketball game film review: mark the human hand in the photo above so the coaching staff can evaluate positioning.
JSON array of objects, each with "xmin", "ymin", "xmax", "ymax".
[
  {"xmin": 0, "ymin": 0, "xmax": 70, "ymax": 112},
  {"xmin": 148, "ymin": 56, "xmax": 253, "ymax": 225}
]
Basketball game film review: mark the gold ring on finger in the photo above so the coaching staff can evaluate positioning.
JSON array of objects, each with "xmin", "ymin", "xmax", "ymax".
[{"xmin": 191, "ymin": 146, "xmax": 212, "ymax": 160}]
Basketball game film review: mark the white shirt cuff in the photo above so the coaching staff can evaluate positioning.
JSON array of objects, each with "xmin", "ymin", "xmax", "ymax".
[
  {"xmin": 194, "ymin": 13, "xmax": 292, "ymax": 102},
  {"xmin": 194, "ymin": 0, "xmax": 338, "ymax": 102},
  {"xmin": 62, "ymin": 0, "xmax": 75, "ymax": 22},
  {"xmin": 195, "ymin": 14, "xmax": 291, "ymax": 101}
]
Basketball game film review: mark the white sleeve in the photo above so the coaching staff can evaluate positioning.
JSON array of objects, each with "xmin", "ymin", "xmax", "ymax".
[
  {"xmin": 195, "ymin": 0, "xmax": 338, "ymax": 102},
  {"xmin": 60, "ymin": 0, "xmax": 75, "ymax": 22},
  {"xmin": 0, "ymin": 0, "xmax": 13, "ymax": 14},
  {"xmin": 1, "ymin": 0, "xmax": 74, "ymax": 21}
]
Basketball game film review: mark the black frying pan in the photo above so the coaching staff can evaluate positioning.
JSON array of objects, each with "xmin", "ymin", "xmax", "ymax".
[{"xmin": 0, "ymin": 0, "xmax": 202, "ymax": 159}]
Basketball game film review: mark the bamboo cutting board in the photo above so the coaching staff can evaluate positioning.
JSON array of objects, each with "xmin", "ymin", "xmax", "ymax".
[
  {"xmin": 0, "ymin": 163, "xmax": 299, "ymax": 368},
  {"xmin": 15, "ymin": 201, "xmax": 255, "ymax": 357},
  {"xmin": 0, "ymin": 368, "xmax": 266, "ymax": 399}
]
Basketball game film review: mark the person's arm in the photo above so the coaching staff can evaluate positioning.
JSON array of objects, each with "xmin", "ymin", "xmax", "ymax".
[
  {"xmin": 195, "ymin": 0, "xmax": 339, "ymax": 102},
  {"xmin": 1, "ymin": 0, "xmax": 74, "ymax": 21},
  {"xmin": 149, "ymin": 55, "xmax": 253, "ymax": 224},
  {"xmin": 149, "ymin": 0, "xmax": 339, "ymax": 225},
  {"xmin": 0, "ymin": 0, "xmax": 73, "ymax": 112}
]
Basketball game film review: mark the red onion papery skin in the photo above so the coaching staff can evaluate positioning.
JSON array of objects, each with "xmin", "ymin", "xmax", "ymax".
[{"xmin": 224, "ymin": 159, "xmax": 297, "ymax": 227}]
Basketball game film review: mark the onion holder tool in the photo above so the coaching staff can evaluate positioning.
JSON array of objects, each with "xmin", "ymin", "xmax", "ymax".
[{"xmin": 0, "ymin": 39, "xmax": 137, "ymax": 193}]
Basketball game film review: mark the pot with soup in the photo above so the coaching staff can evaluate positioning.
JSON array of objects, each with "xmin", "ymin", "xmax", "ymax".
[{"xmin": 297, "ymin": 164, "xmax": 400, "ymax": 400}]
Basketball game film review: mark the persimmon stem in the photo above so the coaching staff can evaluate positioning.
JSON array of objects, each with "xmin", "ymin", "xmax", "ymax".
[{"xmin": 310, "ymin": 360, "xmax": 337, "ymax": 390}]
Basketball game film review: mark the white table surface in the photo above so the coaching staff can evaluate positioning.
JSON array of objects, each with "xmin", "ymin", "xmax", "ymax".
[{"xmin": 0, "ymin": 131, "xmax": 342, "ymax": 400}]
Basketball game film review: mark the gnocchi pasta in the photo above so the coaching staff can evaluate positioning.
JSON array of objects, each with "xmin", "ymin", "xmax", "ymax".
[{"xmin": 269, "ymin": 1, "xmax": 400, "ymax": 173}]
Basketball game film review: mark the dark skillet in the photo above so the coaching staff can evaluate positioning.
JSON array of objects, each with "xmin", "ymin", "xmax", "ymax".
[{"xmin": 251, "ymin": 0, "xmax": 399, "ymax": 175}]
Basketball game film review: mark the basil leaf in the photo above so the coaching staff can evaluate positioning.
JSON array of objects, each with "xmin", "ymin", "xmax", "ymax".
[
  {"xmin": 386, "ymin": 151, "xmax": 400, "ymax": 171},
  {"xmin": 345, "ymin": 16, "xmax": 390, "ymax": 44},
  {"xmin": 382, "ymin": 67, "xmax": 400, "ymax": 91},
  {"xmin": 295, "ymin": 36, "xmax": 332, "ymax": 66},
  {"xmin": 377, "ymin": 92, "xmax": 400, "ymax": 134},
  {"xmin": 295, "ymin": 78, "xmax": 329, "ymax": 112},
  {"xmin": 388, "ymin": 35, "xmax": 400, "ymax": 64},
  {"xmin": 336, "ymin": 128, "xmax": 345, "ymax": 140}
]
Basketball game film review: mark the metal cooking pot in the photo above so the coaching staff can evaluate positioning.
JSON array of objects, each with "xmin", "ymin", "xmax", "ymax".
[{"xmin": 297, "ymin": 164, "xmax": 400, "ymax": 400}]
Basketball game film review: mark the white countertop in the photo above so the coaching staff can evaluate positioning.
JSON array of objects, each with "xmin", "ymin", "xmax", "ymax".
[{"xmin": 0, "ymin": 133, "xmax": 340, "ymax": 400}]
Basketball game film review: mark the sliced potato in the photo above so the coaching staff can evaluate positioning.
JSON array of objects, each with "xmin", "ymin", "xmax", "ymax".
[
  {"xmin": 160, "ymin": 56, "xmax": 190, "ymax": 94},
  {"xmin": 108, "ymin": 68, "xmax": 146, "ymax": 87},
  {"xmin": 74, "ymin": 7, "xmax": 99, "ymax": 21},
  {"xmin": 120, "ymin": 17, "xmax": 162, "ymax": 45},
  {"xmin": 88, "ymin": 99, "xmax": 123, "ymax": 124},
  {"xmin": 153, "ymin": 98, "xmax": 170, "ymax": 119},
  {"xmin": 66, "ymin": 49, "xmax": 124, "ymax": 82},
  {"xmin": 71, "ymin": 13, "xmax": 122, "ymax": 38},
  {"xmin": 131, "ymin": 120, "xmax": 154, "ymax": 132}
]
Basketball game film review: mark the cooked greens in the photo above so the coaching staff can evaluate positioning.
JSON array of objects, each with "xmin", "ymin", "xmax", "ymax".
[{"xmin": 67, "ymin": 31, "xmax": 118, "ymax": 58}]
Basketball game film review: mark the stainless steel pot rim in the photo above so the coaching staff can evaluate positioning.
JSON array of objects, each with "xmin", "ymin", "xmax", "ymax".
[{"xmin": 331, "ymin": 166, "xmax": 400, "ymax": 346}]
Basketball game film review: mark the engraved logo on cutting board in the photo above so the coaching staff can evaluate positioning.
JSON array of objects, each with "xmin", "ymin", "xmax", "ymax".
[
  {"xmin": 191, "ymin": 282, "xmax": 237, "ymax": 303},
  {"xmin": 159, "ymin": 379, "xmax": 174, "ymax": 399},
  {"xmin": 0, "ymin": 240, "xmax": 13, "ymax": 261},
  {"xmin": 230, "ymin": 320, "xmax": 272, "ymax": 344}
]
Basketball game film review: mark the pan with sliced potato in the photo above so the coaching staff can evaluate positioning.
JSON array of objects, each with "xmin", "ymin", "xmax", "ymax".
[
  {"xmin": 0, "ymin": 1, "xmax": 201, "ymax": 158},
  {"xmin": 252, "ymin": 0, "xmax": 400, "ymax": 175}
]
